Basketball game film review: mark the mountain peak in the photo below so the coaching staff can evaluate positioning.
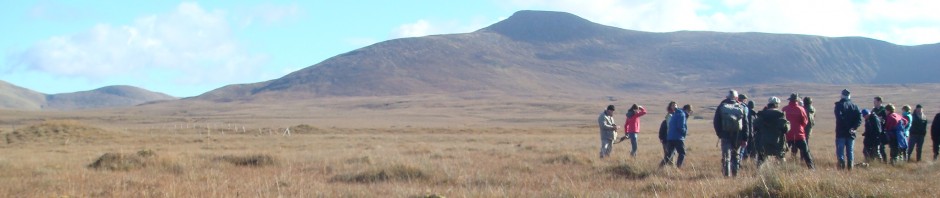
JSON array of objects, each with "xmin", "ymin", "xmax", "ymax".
[{"xmin": 477, "ymin": 10, "xmax": 621, "ymax": 42}]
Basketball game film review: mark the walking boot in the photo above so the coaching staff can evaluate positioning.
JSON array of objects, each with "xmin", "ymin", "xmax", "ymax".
[
  {"xmin": 847, "ymin": 159, "xmax": 854, "ymax": 171},
  {"xmin": 838, "ymin": 160, "xmax": 845, "ymax": 170}
]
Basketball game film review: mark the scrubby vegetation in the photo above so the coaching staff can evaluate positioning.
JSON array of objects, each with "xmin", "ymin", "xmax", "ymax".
[{"xmin": 4, "ymin": 120, "xmax": 112, "ymax": 144}]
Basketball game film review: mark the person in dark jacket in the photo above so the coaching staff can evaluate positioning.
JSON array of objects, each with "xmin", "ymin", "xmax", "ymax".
[
  {"xmin": 932, "ymin": 112, "xmax": 940, "ymax": 161},
  {"xmin": 661, "ymin": 104, "xmax": 692, "ymax": 168},
  {"xmin": 714, "ymin": 90, "xmax": 746, "ymax": 176},
  {"xmin": 907, "ymin": 104, "xmax": 929, "ymax": 162},
  {"xmin": 755, "ymin": 96, "xmax": 789, "ymax": 166},
  {"xmin": 834, "ymin": 89, "xmax": 863, "ymax": 170},
  {"xmin": 743, "ymin": 100, "xmax": 759, "ymax": 161},
  {"xmin": 872, "ymin": 96, "xmax": 889, "ymax": 163},
  {"xmin": 862, "ymin": 109, "xmax": 884, "ymax": 163},
  {"xmin": 659, "ymin": 101, "xmax": 677, "ymax": 165}
]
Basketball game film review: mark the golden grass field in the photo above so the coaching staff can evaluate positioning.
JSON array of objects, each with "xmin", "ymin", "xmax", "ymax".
[{"xmin": 2, "ymin": 84, "xmax": 940, "ymax": 197}]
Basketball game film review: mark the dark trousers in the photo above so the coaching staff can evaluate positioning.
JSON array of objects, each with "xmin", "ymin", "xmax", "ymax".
[
  {"xmin": 757, "ymin": 151, "xmax": 784, "ymax": 167},
  {"xmin": 862, "ymin": 136, "xmax": 883, "ymax": 162},
  {"xmin": 787, "ymin": 140, "xmax": 815, "ymax": 168},
  {"xmin": 880, "ymin": 140, "xmax": 890, "ymax": 163},
  {"xmin": 933, "ymin": 138, "xmax": 939, "ymax": 160},
  {"xmin": 907, "ymin": 135, "xmax": 926, "ymax": 162},
  {"xmin": 888, "ymin": 137, "xmax": 902, "ymax": 164},
  {"xmin": 661, "ymin": 140, "xmax": 686, "ymax": 168}
]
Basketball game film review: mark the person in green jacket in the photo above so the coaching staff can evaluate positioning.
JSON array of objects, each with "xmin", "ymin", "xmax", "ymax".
[{"xmin": 803, "ymin": 97, "xmax": 816, "ymax": 143}]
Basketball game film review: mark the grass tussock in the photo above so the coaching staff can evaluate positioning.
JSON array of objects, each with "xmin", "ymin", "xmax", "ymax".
[
  {"xmin": 217, "ymin": 154, "xmax": 277, "ymax": 167},
  {"xmin": 331, "ymin": 164, "xmax": 428, "ymax": 183},
  {"xmin": 345, "ymin": 156, "xmax": 372, "ymax": 164},
  {"xmin": 737, "ymin": 161, "xmax": 889, "ymax": 197},
  {"xmin": 87, "ymin": 150, "xmax": 157, "ymax": 171},
  {"xmin": 5, "ymin": 120, "xmax": 110, "ymax": 144},
  {"xmin": 605, "ymin": 164, "xmax": 650, "ymax": 180},
  {"xmin": 290, "ymin": 124, "xmax": 325, "ymax": 134},
  {"xmin": 641, "ymin": 182, "xmax": 672, "ymax": 193},
  {"xmin": 410, "ymin": 194, "xmax": 446, "ymax": 198},
  {"xmin": 544, "ymin": 153, "xmax": 593, "ymax": 165}
]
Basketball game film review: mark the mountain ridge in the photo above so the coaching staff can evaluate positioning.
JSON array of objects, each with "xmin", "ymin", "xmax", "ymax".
[
  {"xmin": 194, "ymin": 10, "xmax": 939, "ymax": 101},
  {"xmin": 0, "ymin": 81, "xmax": 177, "ymax": 110}
]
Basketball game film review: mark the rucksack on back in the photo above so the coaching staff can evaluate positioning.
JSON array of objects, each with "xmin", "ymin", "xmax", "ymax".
[{"xmin": 718, "ymin": 103, "xmax": 745, "ymax": 138}]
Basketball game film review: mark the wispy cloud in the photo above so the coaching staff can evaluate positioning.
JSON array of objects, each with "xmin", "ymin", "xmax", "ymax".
[
  {"xmin": 391, "ymin": 17, "xmax": 501, "ymax": 38},
  {"xmin": 394, "ymin": 19, "xmax": 433, "ymax": 38},
  {"xmin": 236, "ymin": 3, "xmax": 303, "ymax": 26},
  {"xmin": 27, "ymin": 1, "xmax": 90, "ymax": 21},
  {"xmin": 8, "ymin": 2, "xmax": 269, "ymax": 86}
]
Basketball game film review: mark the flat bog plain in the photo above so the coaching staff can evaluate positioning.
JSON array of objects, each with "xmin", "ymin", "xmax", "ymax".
[{"xmin": 1, "ymin": 83, "xmax": 939, "ymax": 197}]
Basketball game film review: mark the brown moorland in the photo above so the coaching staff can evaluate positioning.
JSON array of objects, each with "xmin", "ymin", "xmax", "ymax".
[{"xmin": 1, "ymin": 83, "xmax": 939, "ymax": 197}]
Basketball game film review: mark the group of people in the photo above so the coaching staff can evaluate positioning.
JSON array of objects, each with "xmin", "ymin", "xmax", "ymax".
[{"xmin": 597, "ymin": 89, "xmax": 940, "ymax": 176}]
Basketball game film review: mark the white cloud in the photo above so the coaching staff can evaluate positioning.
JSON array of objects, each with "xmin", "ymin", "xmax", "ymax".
[
  {"xmin": 8, "ymin": 2, "xmax": 268, "ymax": 85},
  {"xmin": 391, "ymin": 16, "xmax": 502, "ymax": 39},
  {"xmin": 502, "ymin": 0, "xmax": 940, "ymax": 45},
  {"xmin": 28, "ymin": 1, "xmax": 89, "ymax": 21},
  {"xmin": 394, "ymin": 19, "xmax": 433, "ymax": 38},
  {"xmin": 237, "ymin": 3, "xmax": 303, "ymax": 26}
]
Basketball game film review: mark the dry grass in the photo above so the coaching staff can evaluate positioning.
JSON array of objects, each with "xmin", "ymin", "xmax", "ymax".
[
  {"xmin": 4, "ymin": 125, "xmax": 933, "ymax": 197},
  {"xmin": 1, "ymin": 84, "xmax": 939, "ymax": 197}
]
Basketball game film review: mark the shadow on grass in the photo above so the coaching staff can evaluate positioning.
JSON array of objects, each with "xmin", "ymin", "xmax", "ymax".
[
  {"xmin": 544, "ymin": 153, "xmax": 593, "ymax": 165},
  {"xmin": 331, "ymin": 164, "xmax": 428, "ymax": 183},
  {"xmin": 217, "ymin": 154, "xmax": 277, "ymax": 167},
  {"xmin": 605, "ymin": 163, "xmax": 650, "ymax": 180}
]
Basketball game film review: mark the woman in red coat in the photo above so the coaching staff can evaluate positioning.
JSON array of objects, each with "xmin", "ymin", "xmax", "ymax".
[{"xmin": 618, "ymin": 104, "xmax": 647, "ymax": 157}]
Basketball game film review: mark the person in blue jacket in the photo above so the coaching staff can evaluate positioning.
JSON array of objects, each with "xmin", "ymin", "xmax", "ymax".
[{"xmin": 660, "ymin": 104, "xmax": 693, "ymax": 168}]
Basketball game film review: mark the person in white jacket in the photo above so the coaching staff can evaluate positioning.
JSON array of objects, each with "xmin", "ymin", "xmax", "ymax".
[{"xmin": 598, "ymin": 105, "xmax": 619, "ymax": 158}]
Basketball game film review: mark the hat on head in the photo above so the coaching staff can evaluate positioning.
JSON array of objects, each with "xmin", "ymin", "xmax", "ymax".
[
  {"xmin": 738, "ymin": 94, "xmax": 748, "ymax": 100},
  {"xmin": 769, "ymin": 96, "xmax": 781, "ymax": 104},
  {"xmin": 728, "ymin": 89, "xmax": 738, "ymax": 99},
  {"xmin": 916, "ymin": 104, "xmax": 923, "ymax": 109},
  {"xmin": 861, "ymin": 109, "xmax": 870, "ymax": 116},
  {"xmin": 788, "ymin": 93, "xmax": 799, "ymax": 101},
  {"xmin": 841, "ymin": 89, "xmax": 851, "ymax": 96},
  {"xmin": 607, "ymin": 105, "xmax": 615, "ymax": 111}
]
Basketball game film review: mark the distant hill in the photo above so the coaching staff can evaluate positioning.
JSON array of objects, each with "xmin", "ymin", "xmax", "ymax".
[
  {"xmin": 0, "ymin": 81, "xmax": 176, "ymax": 110},
  {"xmin": 184, "ymin": 10, "xmax": 936, "ymax": 100},
  {"xmin": 0, "ymin": 81, "xmax": 46, "ymax": 110},
  {"xmin": 45, "ymin": 85, "xmax": 177, "ymax": 110}
]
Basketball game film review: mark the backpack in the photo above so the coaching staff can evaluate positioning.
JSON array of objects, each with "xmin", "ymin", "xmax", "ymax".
[
  {"xmin": 658, "ymin": 119, "xmax": 668, "ymax": 141},
  {"xmin": 718, "ymin": 103, "xmax": 745, "ymax": 138},
  {"xmin": 896, "ymin": 123, "xmax": 908, "ymax": 149}
]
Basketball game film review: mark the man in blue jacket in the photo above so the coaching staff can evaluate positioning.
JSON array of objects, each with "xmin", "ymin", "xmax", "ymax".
[
  {"xmin": 834, "ymin": 89, "xmax": 863, "ymax": 170},
  {"xmin": 661, "ymin": 104, "xmax": 693, "ymax": 168}
]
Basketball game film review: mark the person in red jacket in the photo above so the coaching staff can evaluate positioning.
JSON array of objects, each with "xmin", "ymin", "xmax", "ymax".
[
  {"xmin": 782, "ymin": 93, "xmax": 814, "ymax": 169},
  {"xmin": 884, "ymin": 104, "xmax": 908, "ymax": 164},
  {"xmin": 617, "ymin": 104, "xmax": 647, "ymax": 157}
]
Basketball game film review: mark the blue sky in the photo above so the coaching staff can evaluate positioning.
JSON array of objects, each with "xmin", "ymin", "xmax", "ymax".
[{"xmin": 2, "ymin": 0, "xmax": 939, "ymax": 97}]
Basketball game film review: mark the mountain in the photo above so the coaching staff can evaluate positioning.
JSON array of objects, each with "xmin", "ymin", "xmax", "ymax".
[
  {"xmin": 0, "ymin": 80, "xmax": 46, "ymax": 110},
  {"xmin": 196, "ymin": 10, "xmax": 940, "ymax": 101},
  {"xmin": 0, "ymin": 81, "xmax": 177, "ymax": 110},
  {"xmin": 44, "ymin": 85, "xmax": 177, "ymax": 110}
]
